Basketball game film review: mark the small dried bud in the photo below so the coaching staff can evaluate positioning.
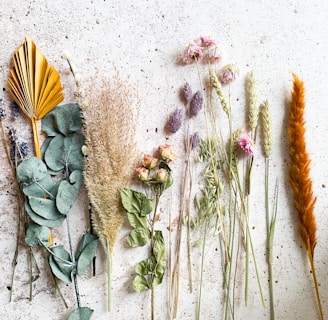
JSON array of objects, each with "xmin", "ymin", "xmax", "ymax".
[
  {"xmin": 155, "ymin": 168, "xmax": 168, "ymax": 183},
  {"xmin": 136, "ymin": 167, "xmax": 149, "ymax": 181},
  {"xmin": 190, "ymin": 91, "xmax": 203, "ymax": 117},
  {"xmin": 143, "ymin": 154, "xmax": 159, "ymax": 169},
  {"xmin": 62, "ymin": 51, "xmax": 71, "ymax": 60},
  {"xmin": 167, "ymin": 109, "xmax": 183, "ymax": 133},
  {"xmin": 158, "ymin": 144, "xmax": 178, "ymax": 161},
  {"xmin": 190, "ymin": 132, "xmax": 200, "ymax": 150},
  {"xmin": 182, "ymin": 82, "xmax": 193, "ymax": 103}
]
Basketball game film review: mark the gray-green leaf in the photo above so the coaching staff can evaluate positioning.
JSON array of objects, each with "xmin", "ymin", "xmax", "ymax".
[
  {"xmin": 25, "ymin": 224, "xmax": 51, "ymax": 246},
  {"xmin": 17, "ymin": 157, "xmax": 48, "ymax": 184},
  {"xmin": 67, "ymin": 307, "xmax": 94, "ymax": 320},
  {"xmin": 76, "ymin": 234, "xmax": 98, "ymax": 276},
  {"xmin": 56, "ymin": 170, "xmax": 83, "ymax": 214},
  {"xmin": 42, "ymin": 103, "xmax": 82, "ymax": 137},
  {"xmin": 126, "ymin": 212, "xmax": 147, "ymax": 229},
  {"xmin": 49, "ymin": 246, "xmax": 73, "ymax": 283}
]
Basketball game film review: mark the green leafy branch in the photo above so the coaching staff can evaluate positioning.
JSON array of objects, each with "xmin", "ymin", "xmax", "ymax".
[{"xmin": 17, "ymin": 104, "xmax": 98, "ymax": 320}]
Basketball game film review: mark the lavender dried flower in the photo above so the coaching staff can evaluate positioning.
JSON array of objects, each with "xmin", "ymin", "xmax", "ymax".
[
  {"xmin": 182, "ymin": 82, "xmax": 193, "ymax": 103},
  {"xmin": 190, "ymin": 90, "xmax": 203, "ymax": 117},
  {"xmin": 191, "ymin": 131, "xmax": 200, "ymax": 149},
  {"xmin": 167, "ymin": 108, "xmax": 183, "ymax": 133}
]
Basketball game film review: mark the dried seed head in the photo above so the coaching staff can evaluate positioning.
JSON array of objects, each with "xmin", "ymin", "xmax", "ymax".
[
  {"xmin": 167, "ymin": 108, "xmax": 183, "ymax": 133},
  {"xmin": 260, "ymin": 100, "xmax": 272, "ymax": 157},
  {"xmin": 182, "ymin": 82, "xmax": 193, "ymax": 103},
  {"xmin": 190, "ymin": 90, "xmax": 203, "ymax": 117}
]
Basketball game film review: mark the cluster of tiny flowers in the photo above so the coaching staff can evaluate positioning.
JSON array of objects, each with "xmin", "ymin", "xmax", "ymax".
[
  {"xmin": 8, "ymin": 127, "xmax": 29, "ymax": 160},
  {"xmin": 237, "ymin": 133, "xmax": 255, "ymax": 156},
  {"xmin": 0, "ymin": 108, "xmax": 5, "ymax": 120},
  {"xmin": 217, "ymin": 64, "xmax": 240, "ymax": 84},
  {"xmin": 10, "ymin": 101, "xmax": 19, "ymax": 118},
  {"xmin": 136, "ymin": 145, "xmax": 177, "ymax": 183},
  {"xmin": 181, "ymin": 36, "xmax": 223, "ymax": 65}
]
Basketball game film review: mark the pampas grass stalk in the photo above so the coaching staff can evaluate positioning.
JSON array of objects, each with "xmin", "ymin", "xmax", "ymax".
[
  {"xmin": 83, "ymin": 74, "xmax": 138, "ymax": 311},
  {"xmin": 288, "ymin": 74, "xmax": 323, "ymax": 320}
]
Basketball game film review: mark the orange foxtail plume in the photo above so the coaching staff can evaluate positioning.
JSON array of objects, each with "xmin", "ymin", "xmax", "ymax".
[{"xmin": 288, "ymin": 73, "xmax": 323, "ymax": 320}]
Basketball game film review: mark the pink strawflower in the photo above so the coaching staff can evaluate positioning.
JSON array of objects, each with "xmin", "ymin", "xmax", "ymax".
[
  {"xmin": 218, "ymin": 64, "xmax": 240, "ymax": 84},
  {"xmin": 136, "ymin": 166, "xmax": 149, "ymax": 181},
  {"xmin": 200, "ymin": 36, "xmax": 216, "ymax": 48},
  {"xmin": 237, "ymin": 134, "xmax": 255, "ymax": 156},
  {"xmin": 181, "ymin": 43, "xmax": 204, "ymax": 64}
]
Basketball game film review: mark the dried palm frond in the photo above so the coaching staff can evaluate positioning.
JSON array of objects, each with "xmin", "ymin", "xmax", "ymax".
[
  {"xmin": 83, "ymin": 74, "xmax": 138, "ymax": 310},
  {"xmin": 288, "ymin": 73, "xmax": 323, "ymax": 320},
  {"xmin": 7, "ymin": 36, "xmax": 64, "ymax": 158}
]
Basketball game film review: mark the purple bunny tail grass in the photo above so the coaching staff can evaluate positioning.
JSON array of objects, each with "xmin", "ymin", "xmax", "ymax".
[
  {"xmin": 167, "ymin": 108, "xmax": 183, "ymax": 133},
  {"xmin": 190, "ymin": 91, "xmax": 203, "ymax": 117}
]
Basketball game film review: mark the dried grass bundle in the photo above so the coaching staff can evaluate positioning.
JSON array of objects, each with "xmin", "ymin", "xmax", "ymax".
[
  {"xmin": 83, "ymin": 74, "xmax": 138, "ymax": 310},
  {"xmin": 288, "ymin": 73, "xmax": 323, "ymax": 320}
]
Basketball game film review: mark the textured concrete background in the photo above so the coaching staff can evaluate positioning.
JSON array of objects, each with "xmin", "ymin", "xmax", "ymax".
[{"xmin": 1, "ymin": 1, "xmax": 328, "ymax": 319}]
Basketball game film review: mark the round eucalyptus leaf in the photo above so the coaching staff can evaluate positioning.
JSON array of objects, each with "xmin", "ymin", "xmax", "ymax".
[
  {"xmin": 22, "ymin": 174, "xmax": 54, "ymax": 198},
  {"xmin": 44, "ymin": 134, "xmax": 65, "ymax": 172},
  {"xmin": 28, "ymin": 196, "xmax": 64, "ymax": 219},
  {"xmin": 25, "ymin": 201, "xmax": 65, "ymax": 228},
  {"xmin": 76, "ymin": 237, "xmax": 98, "ymax": 276},
  {"xmin": 56, "ymin": 170, "xmax": 83, "ymax": 215},
  {"xmin": 63, "ymin": 133, "xmax": 85, "ymax": 171},
  {"xmin": 25, "ymin": 223, "xmax": 51, "ymax": 246},
  {"xmin": 49, "ymin": 255, "xmax": 72, "ymax": 283},
  {"xmin": 42, "ymin": 103, "xmax": 82, "ymax": 137},
  {"xmin": 67, "ymin": 307, "xmax": 94, "ymax": 320},
  {"xmin": 17, "ymin": 157, "xmax": 48, "ymax": 184}
]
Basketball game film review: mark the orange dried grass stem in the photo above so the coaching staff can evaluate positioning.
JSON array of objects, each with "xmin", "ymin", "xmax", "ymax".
[{"xmin": 288, "ymin": 73, "xmax": 323, "ymax": 320}]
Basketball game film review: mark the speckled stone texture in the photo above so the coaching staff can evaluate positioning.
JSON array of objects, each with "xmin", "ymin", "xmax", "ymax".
[{"xmin": 1, "ymin": 1, "xmax": 328, "ymax": 319}]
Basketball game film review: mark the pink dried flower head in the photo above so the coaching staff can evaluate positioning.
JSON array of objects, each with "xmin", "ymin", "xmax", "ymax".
[
  {"xmin": 207, "ymin": 46, "xmax": 223, "ymax": 64},
  {"xmin": 190, "ymin": 90, "xmax": 203, "ymax": 117},
  {"xmin": 167, "ymin": 108, "xmax": 183, "ymax": 133},
  {"xmin": 155, "ymin": 168, "xmax": 168, "ymax": 183},
  {"xmin": 182, "ymin": 82, "xmax": 193, "ymax": 103},
  {"xmin": 158, "ymin": 144, "xmax": 178, "ymax": 161},
  {"xmin": 237, "ymin": 134, "xmax": 255, "ymax": 156},
  {"xmin": 200, "ymin": 36, "xmax": 216, "ymax": 48},
  {"xmin": 143, "ymin": 154, "xmax": 159, "ymax": 169},
  {"xmin": 181, "ymin": 43, "xmax": 204, "ymax": 64},
  {"xmin": 136, "ymin": 166, "xmax": 149, "ymax": 181},
  {"xmin": 218, "ymin": 64, "xmax": 240, "ymax": 84}
]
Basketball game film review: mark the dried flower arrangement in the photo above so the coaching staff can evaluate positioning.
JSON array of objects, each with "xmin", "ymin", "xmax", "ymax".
[
  {"xmin": 165, "ymin": 35, "xmax": 282, "ymax": 320},
  {"xmin": 1, "ymin": 34, "xmax": 326, "ymax": 320},
  {"xmin": 3, "ymin": 37, "xmax": 98, "ymax": 320}
]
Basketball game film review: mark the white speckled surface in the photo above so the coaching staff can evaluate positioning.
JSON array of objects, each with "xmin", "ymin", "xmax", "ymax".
[{"xmin": 1, "ymin": 1, "xmax": 328, "ymax": 319}]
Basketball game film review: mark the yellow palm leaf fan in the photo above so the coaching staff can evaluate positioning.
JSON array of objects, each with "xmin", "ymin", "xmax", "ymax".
[{"xmin": 7, "ymin": 36, "xmax": 64, "ymax": 158}]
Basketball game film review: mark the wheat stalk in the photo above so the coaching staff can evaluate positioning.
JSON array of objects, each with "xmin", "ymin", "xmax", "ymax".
[
  {"xmin": 288, "ymin": 73, "xmax": 323, "ymax": 320},
  {"xmin": 83, "ymin": 74, "xmax": 138, "ymax": 311}
]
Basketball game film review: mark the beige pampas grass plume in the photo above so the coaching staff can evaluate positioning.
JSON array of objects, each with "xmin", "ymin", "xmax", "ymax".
[{"xmin": 83, "ymin": 73, "xmax": 138, "ymax": 311}]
